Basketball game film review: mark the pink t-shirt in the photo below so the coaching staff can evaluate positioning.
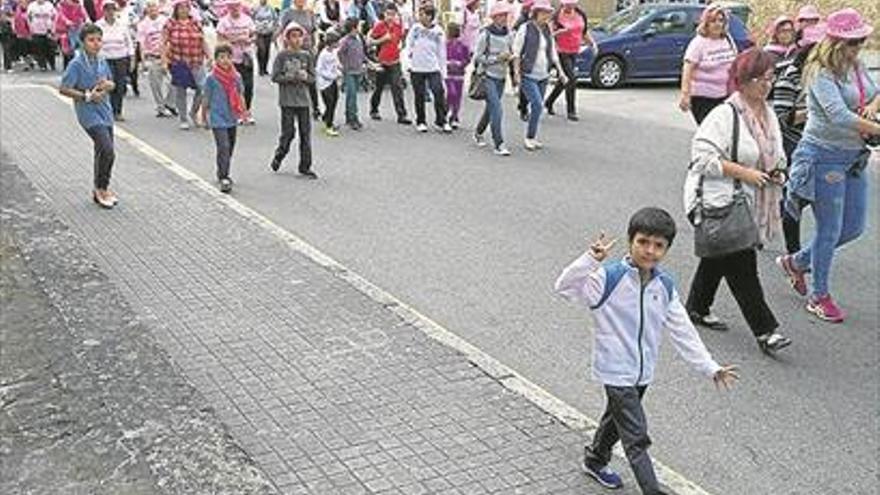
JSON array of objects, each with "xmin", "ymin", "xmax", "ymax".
[
  {"xmin": 555, "ymin": 10, "xmax": 585, "ymax": 55},
  {"xmin": 217, "ymin": 13, "xmax": 256, "ymax": 64},
  {"xmin": 684, "ymin": 35, "xmax": 737, "ymax": 98},
  {"xmin": 138, "ymin": 15, "xmax": 168, "ymax": 57}
]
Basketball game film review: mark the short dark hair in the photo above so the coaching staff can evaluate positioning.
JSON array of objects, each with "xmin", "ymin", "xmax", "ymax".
[
  {"xmin": 627, "ymin": 207, "xmax": 677, "ymax": 246},
  {"xmin": 214, "ymin": 44, "xmax": 233, "ymax": 58},
  {"xmin": 446, "ymin": 22, "xmax": 461, "ymax": 39},
  {"xmin": 80, "ymin": 23, "xmax": 103, "ymax": 42},
  {"xmin": 420, "ymin": 5, "xmax": 436, "ymax": 20},
  {"xmin": 343, "ymin": 17, "xmax": 359, "ymax": 33}
]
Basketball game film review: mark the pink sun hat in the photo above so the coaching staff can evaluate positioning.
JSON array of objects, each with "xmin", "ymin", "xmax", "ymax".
[
  {"xmin": 799, "ymin": 22, "xmax": 827, "ymax": 46},
  {"xmin": 530, "ymin": 0, "xmax": 553, "ymax": 13},
  {"xmin": 488, "ymin": 1, "xmax": 510, "ymax": 18},
  {"xmin": 825, "ymin": 8, "xmax": 873, "ymax": 40},
  {"xmin": 766, "ymin": 15, "xmax": 793, "ymax": 36},
  {"xmin": 561, "ymin": 0, "xmax": 578, "ymax": 6},
  {"xmin": 796, "ymin": 5, "xmax": 821, "ymax": 22},
  {"xmin": 283, "ymin": 21, "xmax": 305, "ymax": 38}
]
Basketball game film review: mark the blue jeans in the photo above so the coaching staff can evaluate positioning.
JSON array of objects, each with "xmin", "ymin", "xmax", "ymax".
[
  {"xmin": 343, "ymin": 73, "xmax": 362, "ymax": 123},
  {"xmin": 476, "ymin": 76, "xmax": 506, "ymax": 148},
  {"xmin": 521, "ymin": 76, "xmax": 548, "ymax": 139},
  {"xmin": 792, "ymin": 141, "xmax": 868, "ymax": 296}
]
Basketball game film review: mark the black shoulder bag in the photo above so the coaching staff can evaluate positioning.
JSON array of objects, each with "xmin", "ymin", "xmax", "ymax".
[{"xmin": 692, "ymin": 103, "xmax": 760, "ymax": 258}]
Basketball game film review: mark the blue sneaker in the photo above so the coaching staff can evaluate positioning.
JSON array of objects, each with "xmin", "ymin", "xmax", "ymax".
[{"xmin": 583, "ymin": 460, "xmax": 624, "ymax": 489}]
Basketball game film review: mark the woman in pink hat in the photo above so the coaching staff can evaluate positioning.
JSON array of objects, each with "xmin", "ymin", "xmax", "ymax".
[
  {"xmin": 512, "ymin": 0, "xmax": 565, "ymax": 151},
  {"xmin": 778, "ymin": 8, "xmax": 880, "ymax": 324},
  {"xmin": 544, "ymin": 0, "xmax": 595, "ymax": 121},
  {"xmin": 764, "ymin": 15, "xmax": 796, "ymax": 58},
  {"xmin": 472, "ymin": 0, "xmax": 514, "ymax": 155},
  {"xmin": 679, "ymin": 4, "xmax": 738, "ymax": 124}
]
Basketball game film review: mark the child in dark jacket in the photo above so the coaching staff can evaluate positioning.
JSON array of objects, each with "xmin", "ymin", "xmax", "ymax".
[
  {"xmin": 270, "ymin": 21, "xmax": 317, "ymax": 179},
  {"xmin": 444, "ymin": 22, "xmax": 470, "ymax": 129}
]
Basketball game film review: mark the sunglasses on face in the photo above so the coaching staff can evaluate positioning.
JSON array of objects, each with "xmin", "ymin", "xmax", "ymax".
[
  {"xmin": 846, "ymin": 38, "xmax": 867, "ymax": 47},
  {"xmin": 750, "ymin": 74, "xmax": 775, "ymax": 84}
]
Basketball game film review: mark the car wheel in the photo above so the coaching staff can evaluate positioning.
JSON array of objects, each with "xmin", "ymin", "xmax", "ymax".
[{"xmin": 591, "ymin": 56, "xmax": 625, "ymax": 89}]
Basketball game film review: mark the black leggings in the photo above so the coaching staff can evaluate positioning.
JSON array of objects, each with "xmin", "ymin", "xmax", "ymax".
[
  {"xmin": 690, "ymin": 95, "xmax": 726, "ymax": 124},
  {"xmin": 256, "ymin": 33, "xmax": 272, "ymax": 75},
  {"xmin": 234, "ymin": 61, "xmax": 254, "ymax": 110},
  {"xmin": 545, "ymin": 52, "xmax": 578, "ymax": 115},
  {"xmin": 321, "ymin": 81, "xmax": 338, "ymax": 128},
  {"xmin": 686, "ymin": 249, "xmax": 778, "ymax": 337}
]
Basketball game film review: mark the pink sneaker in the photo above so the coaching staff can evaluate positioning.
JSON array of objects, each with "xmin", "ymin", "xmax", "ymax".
[
  {"xmin": 776, "ymin": 255, "xmax": 807, "ymax": 296},
  {"xmin": 806, "ymin": 294, "xmax": 846, "ymax": 323}
]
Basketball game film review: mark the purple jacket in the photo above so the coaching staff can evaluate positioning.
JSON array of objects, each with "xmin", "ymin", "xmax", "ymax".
[{"xmin": 446, "ymin": 39, "xmax": 471, "ymax": 80}]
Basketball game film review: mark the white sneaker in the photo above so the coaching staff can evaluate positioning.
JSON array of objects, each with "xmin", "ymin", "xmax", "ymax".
[
  {"xmin": 246, "ymin": 116, "xmax": 256, "ymax": 125},
  {"xmin": 441, "ymin": 123, "xmax": 453, "ymax": 133},
  {"xmin": 493, "ymin": 145, "xmax": 511, "ymax": 156},
  {"xmin": 524, "ymin": 138, "xmax": 542, "ymax": 151},
  {"xmin": 179, "ymin": 121, "xmax": 191, "ymax": 130},
  {"xmin": 416, "ymin": 123, "xmax": 428, "ymax": 133},
  {"xmin": 473, "ymin": 133, "xmax": 487, "ymax": 147}
]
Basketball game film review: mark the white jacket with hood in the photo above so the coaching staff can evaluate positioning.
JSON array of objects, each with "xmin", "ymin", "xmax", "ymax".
[{"xmin": 555, "ymin": 253, "xmax": 721, "ymax": 387}]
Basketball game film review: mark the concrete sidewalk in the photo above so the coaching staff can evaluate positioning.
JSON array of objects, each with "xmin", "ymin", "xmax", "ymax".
[{"xmin": 0, "ymin": 87, "xmax": 658, "ymax": 494}]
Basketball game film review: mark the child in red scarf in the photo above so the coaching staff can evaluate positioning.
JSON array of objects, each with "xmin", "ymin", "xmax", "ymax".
[{"xmin": 202, "ymin": 44, "xmax": 247, "ymax": 193}]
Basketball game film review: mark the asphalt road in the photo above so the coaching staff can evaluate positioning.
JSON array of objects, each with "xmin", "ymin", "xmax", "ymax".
[{"xmin": 22, "ymin": 71, "xmax": 879, "ymax": 495}]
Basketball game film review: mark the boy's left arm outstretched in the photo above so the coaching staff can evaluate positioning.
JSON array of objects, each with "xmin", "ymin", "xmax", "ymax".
[{"xmin": 664, "ymin": 293, "xmax": 739, "ymax": 390}]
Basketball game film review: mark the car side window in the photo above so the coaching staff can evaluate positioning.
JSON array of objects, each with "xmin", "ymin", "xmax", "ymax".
[{"xmin": 649, "ymin": 10, "xmax": 690, "ymax": 34}]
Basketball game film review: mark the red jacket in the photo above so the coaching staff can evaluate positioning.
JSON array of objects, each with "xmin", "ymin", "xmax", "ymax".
[{"xmin": 370, "ymin": 19, "xmax": 403, "ymax": 66}]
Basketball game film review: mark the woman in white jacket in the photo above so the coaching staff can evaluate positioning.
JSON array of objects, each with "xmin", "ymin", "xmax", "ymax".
[{"xmin": 683, "ymin": 48, "xmax": 791, "ymax": 353}]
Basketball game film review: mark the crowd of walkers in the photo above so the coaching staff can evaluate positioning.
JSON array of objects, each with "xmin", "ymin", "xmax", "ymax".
[{"xmin": 42, "ymin": 1, "xmax": 880, "ymax": 494}]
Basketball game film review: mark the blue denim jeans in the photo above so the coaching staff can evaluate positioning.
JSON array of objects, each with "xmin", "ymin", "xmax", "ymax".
[
  {"xmin": 476, "ymin": 76, "xmax": 506, "ymax": 148},
  {"xmin": 521, "ymin": 76, "xmax": 548, "ymax": 139},
  {"xmin": 791, "ymin": 141, "xmax": 868, "ymax": 296},
  {"xmin": 343, "ymin": 73, "xmax": 362, "ymax": 123}
]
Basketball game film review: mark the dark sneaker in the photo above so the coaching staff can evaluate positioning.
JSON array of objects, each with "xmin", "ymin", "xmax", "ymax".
[
  {"xmin": 689, "ymin": 312, "xmax": 729, "ymax": 331},
  {"xmin": 776, "ymin": 254, "xmax": 807, "ymax": 296},
  {"xmin": 370, "ymin": 112, "xmax": 382, "ymax": 121},
  {"xmin": 300, "ymin": 170, "xmax": 318, "ymax": 180},
  {"xmin": 567, "ymin": 113, "xmax": 580, "ymax": 121},
  {"xmin": 806, "ymin": 294, "xmax": 846, "ymax": 323},
  {"xmin": 545, "ymin": 104, "xmax": 556, "ymax": 115},
  {"xmin": 519, "ymin": 110, "xmax": 529, "ymax": 122},
  {"xmin": 270, "ymin": 158, "xmax": 281, "ymax": 172},
  {"xmin": 219, "ymin": 178, "xmax": 233, "ymax": 193},
  {"xmin": 757, "ymin": 332, "xmax": 792, "ymax": 353},
  {"xmin": 582, "ymin": 460, "xmax": 623, "ymax": 489},
  {"xmin": 397, "ymin": 116, "xmax": 412, "ymax": 125}
]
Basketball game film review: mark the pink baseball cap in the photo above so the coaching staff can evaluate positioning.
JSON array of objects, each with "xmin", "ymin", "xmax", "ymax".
[
  {"xmin": 825, "ymin": 8, "xmax": 873, "ymax": 40},
  {"xmin": 171, "ymin": 0, "xmax": 190, "ymax": 7},
  {"xmin": 521, "ymin": 0, "xmax": 535, "ymax": 9},
  {"xmin": 488, "ymin": 1, "xmax": 510, "ymax": 18},
  {"xmin": 796, "ymin": 5, "xmax": 821, "ymax": 22},
  {"xmin": 530, "ymin": 0, "xmax": 553, "ymax": 13},
  {"xmin": 561, "ymin": 0, "xmax": 578, "ymax": 5}
]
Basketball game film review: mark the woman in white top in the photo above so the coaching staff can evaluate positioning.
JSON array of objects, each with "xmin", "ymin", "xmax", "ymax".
[
  {"xmin": 683, "ymin": 48, "xmax": 791, "ymax": 353},
  {"xmin": 96, "ymin": 2, "xmax": 134, "ymax": 120}
]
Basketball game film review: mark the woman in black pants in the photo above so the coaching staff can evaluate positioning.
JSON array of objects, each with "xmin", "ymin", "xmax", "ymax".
[
  {"xmin": 679, "ymin": 5, "xmax": 738, "ymax": 124},
  {"xmin": 545, "ymin": 0, "xmax": 595, "ymax": 120}
]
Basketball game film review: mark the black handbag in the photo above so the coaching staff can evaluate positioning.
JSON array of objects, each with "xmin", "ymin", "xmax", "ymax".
[
  {"xmin": 468, "ymin": 32, "xmax": 491, "ymax": 101},
  {"xmin": 692, "ymin": 103, "xmax": 760, "ymax": 258}
]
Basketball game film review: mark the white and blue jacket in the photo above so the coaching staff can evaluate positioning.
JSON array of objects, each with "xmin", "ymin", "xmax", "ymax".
[{"xmin": 555, "ymin": 253, "xmax": 721, "ymax": 387}]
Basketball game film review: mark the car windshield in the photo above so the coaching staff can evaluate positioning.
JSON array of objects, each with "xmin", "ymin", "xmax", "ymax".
[{"xmin": 595, "ymin": 6, "xmax": 661, "ymax": 34}]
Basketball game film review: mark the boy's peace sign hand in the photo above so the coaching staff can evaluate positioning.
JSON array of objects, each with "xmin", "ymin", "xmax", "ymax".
[
  {"xmin": 713, "ymin": 365, "xmax": 739, "ymax": 391},
  {"xmin": 588, "ymin": 232, "xmax": 617, "ymax": 262}
]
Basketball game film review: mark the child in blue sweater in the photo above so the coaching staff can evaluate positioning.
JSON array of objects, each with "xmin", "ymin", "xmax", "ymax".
[{"xmin": 555, "ymin": 207, "xmax": 739, "ymax": 495}]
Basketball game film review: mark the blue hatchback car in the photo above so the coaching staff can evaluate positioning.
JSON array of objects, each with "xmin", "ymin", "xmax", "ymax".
[{"xmin": 576, "ymin": 3, "xmax": 753, "ymax": 88}]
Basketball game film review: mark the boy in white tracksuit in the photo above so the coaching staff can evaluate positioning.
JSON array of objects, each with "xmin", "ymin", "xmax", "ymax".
[
  {"xmin": 555, "ymin": 207, "xmax": 739, "ymax": 495},
  {"xmin": 405, "ymin": 4, "xmax": 449, "ymax": 133}
]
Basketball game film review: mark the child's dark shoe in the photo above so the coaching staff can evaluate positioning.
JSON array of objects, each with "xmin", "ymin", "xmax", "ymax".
[
  {"xmin": 757, "ymin": 332, "xmax": 792, "ymax": 353},
  {"xmin": 219, "ymin": 178, "xmax": 233, "ymax": 193},
  {"xmin": 689, "ymin": 312, "xmax": 728, "ymax": 331},
  {"xmin": 582, "ymin": 460, "xmax": 623, "ymax": 489},
  {"xmin": 300, "ymin": 170, "xmax": 318, "ymax": 180},
  {"xmin": 270, "ymin": 158, "xmax": 281, "ymax": 172}
]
